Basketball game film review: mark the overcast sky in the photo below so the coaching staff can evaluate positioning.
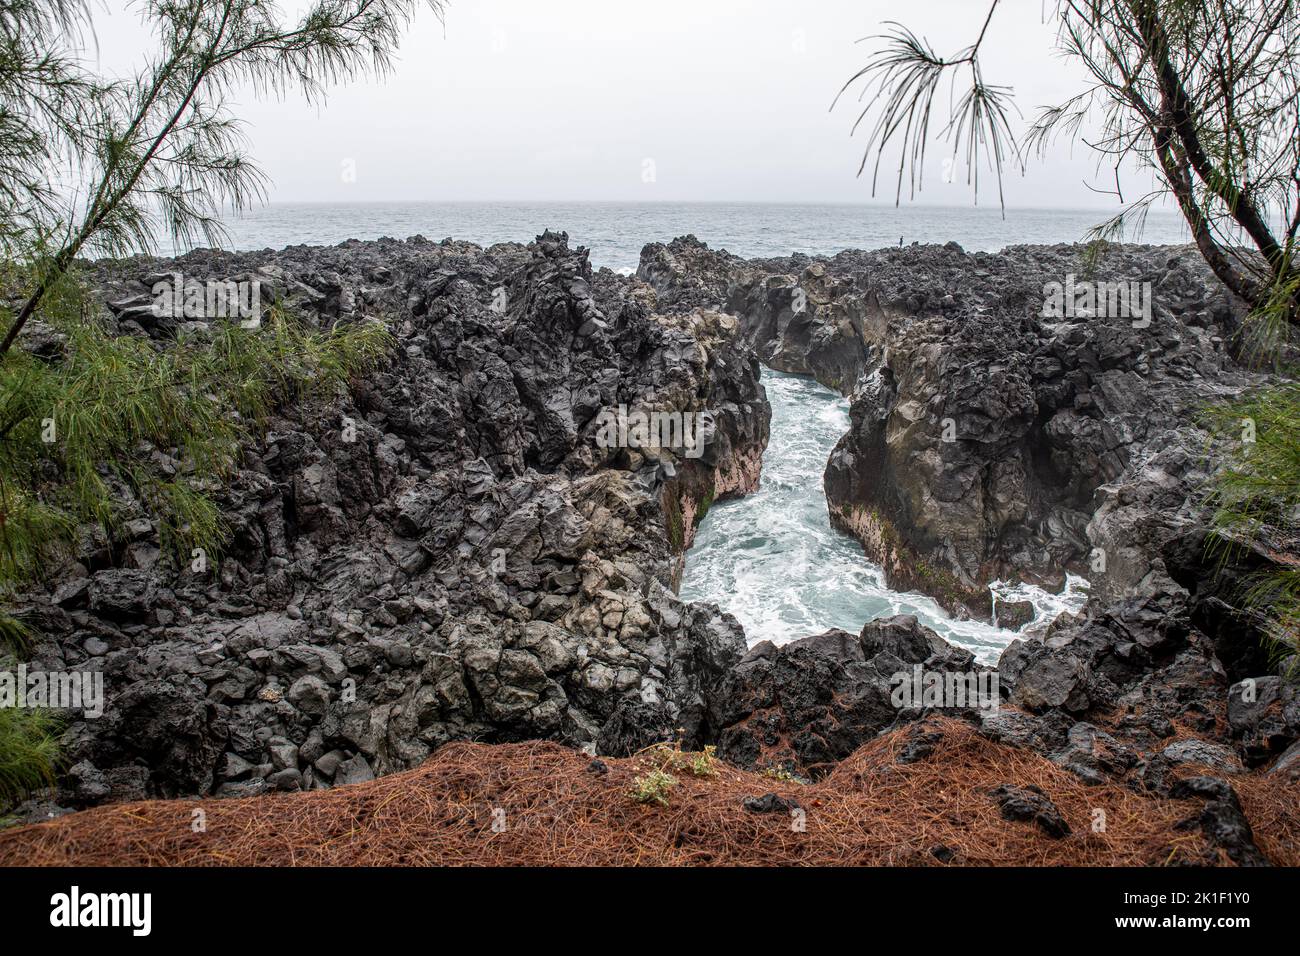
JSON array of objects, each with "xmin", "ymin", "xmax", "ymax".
[{"xmin": 85, "ymin": 0, "xmax": 1169, "ymax": 209}]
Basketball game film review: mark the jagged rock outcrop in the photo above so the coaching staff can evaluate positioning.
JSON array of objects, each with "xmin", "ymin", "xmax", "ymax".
[
  {"xmin": 638, "ymin": 236, "xmax": 870, "ymax": 394},
  {"xmin": 648, "ymin": 235, "xmax": 1299, "ymax": 804},
  {"xmin": 14, "ymin": 225, "xmax": 1299, "ymax": 853},
  {"xmin": 981, "ymin": 561, "xmax": 1298, "ymax": 810},
  {"xmin": 645, "ymin": 238, "xmax": 1270, "ymax": 624},
  {"xmin": 816, "ymin": 243, "xmax": 1263, "ymax": 620},
  {"xmin": 17, "ymin": 231, "xmax": 771, "ymax": 808},
  {"xmin": 710, "ymin": 614, "xmax": 990, "ymax": 774}
]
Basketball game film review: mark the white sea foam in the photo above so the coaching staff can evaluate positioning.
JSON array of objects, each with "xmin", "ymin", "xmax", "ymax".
[{"xmin": 679, "ymin": 368, "xmax": 1088, "ymax": 665}]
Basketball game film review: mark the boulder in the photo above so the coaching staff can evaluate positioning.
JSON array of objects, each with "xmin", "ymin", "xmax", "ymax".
[{"xmin": 710, "ymin": 615, "xmax": 987, "ymax": 773}]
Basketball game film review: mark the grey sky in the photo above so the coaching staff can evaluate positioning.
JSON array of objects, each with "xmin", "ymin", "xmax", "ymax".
[{"xmin": 88, "ymin": 0, "xmax": 1168, "ymax": 209}]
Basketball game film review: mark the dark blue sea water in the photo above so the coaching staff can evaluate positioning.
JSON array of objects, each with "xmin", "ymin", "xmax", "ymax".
[{"xmin": 197, "ymin": 200, "xmax": 1193, "ymax": 273}]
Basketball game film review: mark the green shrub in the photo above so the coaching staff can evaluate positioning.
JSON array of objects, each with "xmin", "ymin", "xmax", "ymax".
[
  {"xmin": 1204, "ymin": 377, "xmax": 1300, "ymax": 664},
  {"xmin": 761, "ymin": 765, "xmax": 799, "ymax": 783},
  {"xmin": 629, "ymin": 769, "xmax": 678, "ymax": 808},
  {"xmin": 0, "ymin": 703, "xmax": 63, "ymax": 812},
  {"xmin": 647, "ymin": 741, "xmax": 719, "ymax": 778},
  {"xmin": 0, "ymin": 278, "xmax": 391, "ymax": 805}
]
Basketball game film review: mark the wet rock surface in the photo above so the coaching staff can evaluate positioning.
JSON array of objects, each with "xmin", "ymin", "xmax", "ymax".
[
  {"xmin": 990, "ymin": 783, "xmax": 1071, "ymax": 838},
  {"xmin": 741, "ymin": 792, "xmax": 802, "ymax": 814},
  {"xmin": 820, "ymin": 244, "xmax": 1263, "ymax": 620},
  {"xmin": 646, "ymin": 237, "xmax": 1273, "ymax": 625},
  {"xmin": 652, "ymin": 236, "xmax": 1298, "ymax": 861},
  {"xmin": 638, "ymin": 236, "xmax": 870, "ymax": 395},
  {"xmin": 1169, "ymin": 775, "xmax": 1269, "ymax": 866}
]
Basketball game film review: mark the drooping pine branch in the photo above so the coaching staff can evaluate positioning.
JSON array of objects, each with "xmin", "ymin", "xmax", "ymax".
[{"xmin": 0, "ymin": 0, "xmax": 442, "ymax": 356}]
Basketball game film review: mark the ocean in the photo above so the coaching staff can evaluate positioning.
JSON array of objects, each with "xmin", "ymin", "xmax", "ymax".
[
  {"xmin": 197, "ymin": 200, "xmax": 1194, "ymax": 273},
  {"xmin": 679, "ymin": 370, "xmax": 1088, "ymax": 662},
  {"xmin": 203, "ymin": 201, "xmax": 1161, "ymax": 656}
]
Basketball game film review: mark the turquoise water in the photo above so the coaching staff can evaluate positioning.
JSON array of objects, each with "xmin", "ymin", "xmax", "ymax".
[{"xmin": 679, "ymin": 369, "xmax": 1087, "ymax": 663}]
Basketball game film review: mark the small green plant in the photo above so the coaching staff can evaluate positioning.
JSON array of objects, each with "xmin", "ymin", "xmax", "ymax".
[
  {"xmin": 695, "ymin": 487, "xmax": 716, "ymax": 525},
  {"xmin": 0, "ymin": 701, "xmax": 64, "ymax": 808},
  {"xmin": 629, "ymin": 769, "xmax": 677, "ymax": 807},
  {"xmin": 688, "ymin": 745, "xmax": 719, "ymax": 778},
  {"xmin": 761, "ymin": 765, "xmax": 799, "ymax": 783},
  {"xmin": 646, "ymin": 741, "xmax": 719, "ymax": 778}
]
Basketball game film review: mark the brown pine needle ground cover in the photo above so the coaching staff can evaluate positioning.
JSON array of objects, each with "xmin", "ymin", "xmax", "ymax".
[{"xmin": 1, "ymin": 718, "xmax": 1296, "ymax": 866}]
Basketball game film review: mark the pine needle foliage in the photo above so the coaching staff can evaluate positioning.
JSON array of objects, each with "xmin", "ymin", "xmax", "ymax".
[
  {"xmin": 0, "ymin": 0, "xmax": 429, "ymax": 807},
  {"xmin": 0, "ymin": 691, "xmax": 63, "ymax": 810},
  {"xmin": 1201, "ymin": 375, "xmax": 1300, "ymax": 663},
  {"xmin": 0, "ymin": 273, "xmax": 391, "ymax": 809},
  {"xmin": 0, "ymin": 274, "xmax": 391, "ymax": 588},
  {"xmin": 1, "ymin": 0, "xmax": 442, "ymax": 355},
  {"xmin": 835, "ymin": 0, "xmax": 1300, "ymax": 326}
]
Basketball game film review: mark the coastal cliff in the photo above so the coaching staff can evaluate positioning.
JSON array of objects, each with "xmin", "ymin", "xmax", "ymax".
[
  {"xmin": 4, "ymin": 232, "xmax": 1297, "ymax": 867},
  {"xmin": 13, "ymin": 231, "xmax": 770, "ymax": 807}
]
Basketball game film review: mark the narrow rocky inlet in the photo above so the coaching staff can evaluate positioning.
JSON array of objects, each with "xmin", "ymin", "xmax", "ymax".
[
  {"xmin": 8, "ymin": 0, "xmax": 1300, "ymax": 911},
  {"xmin": 4, "ymin": 230, "xmax": 1298, "ymax": 869},
  {"xmin": 679, "ymin": 366, "xmax": 1085, "ymax": 663}
]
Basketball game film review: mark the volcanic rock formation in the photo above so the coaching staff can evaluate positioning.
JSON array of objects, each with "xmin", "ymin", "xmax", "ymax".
[{"xmin": 15, "ymin": 231, "xmax": 771, "ymax": 807}]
